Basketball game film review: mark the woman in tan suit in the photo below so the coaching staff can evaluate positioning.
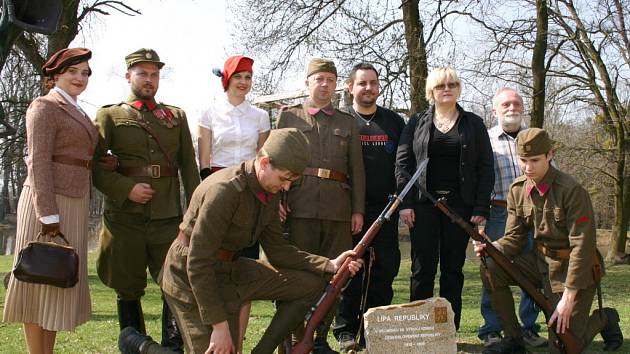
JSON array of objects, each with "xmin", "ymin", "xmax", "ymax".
[{"xmin": 3, "ymin": 48, "xmax": 98, "ymax": 354}]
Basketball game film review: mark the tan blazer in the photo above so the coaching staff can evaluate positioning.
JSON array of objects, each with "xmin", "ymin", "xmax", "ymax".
[{"xmin": 23, "ymin": 90, "xmax": 99, "ymax": 218}]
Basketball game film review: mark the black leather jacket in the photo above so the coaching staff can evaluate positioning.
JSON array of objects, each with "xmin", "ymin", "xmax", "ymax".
[{"xmin": 395, "ymin": 104, "xmax": 494, "ymax": 217}]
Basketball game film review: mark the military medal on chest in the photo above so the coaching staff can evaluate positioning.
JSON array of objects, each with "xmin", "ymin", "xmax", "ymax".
[{"xmin": 152, "ymin": 107, "xmax": 177, "ymax": 128}]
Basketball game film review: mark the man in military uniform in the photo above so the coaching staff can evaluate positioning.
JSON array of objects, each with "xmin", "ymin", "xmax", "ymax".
[
  {"xmin": 277, "ymin": 58, "xmax": 365, "ymax": 354},
  {"xmin": 474, "ymin": 128, "xmax": 623, "ymax": 354},
  {"xmin": 93, "ymin": 48, "xmax": 200, "ymax": 352},
  {"xmin": 159, "ymin": 128, "xmax": 363, "ymax": 354}
]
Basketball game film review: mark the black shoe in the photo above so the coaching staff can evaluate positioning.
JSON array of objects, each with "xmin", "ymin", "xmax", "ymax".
[
  {"xmin": 161, "ymin": 299, "xmax": 184, "ymax": 353},
  {"xmin": 117, "ymin": 299, "xmax": 146, "ymax": 334},
  {"xmin": 337, "ymin": 332, "xmax": 357, "ymax": 353},
  {"xmin": 118, "ymin": 326, "xmax": 155, "ymax": 354},
  {"xmin": 601, "ymin": 307, "xmax": 623, "ymax": 351},
  {"xmin": 482, "ymin": 336, "xmax": 526, "ymax": 354},
  {"xmin": 313, "ymin": 337, "xmax": 339, "ymax": 354}
]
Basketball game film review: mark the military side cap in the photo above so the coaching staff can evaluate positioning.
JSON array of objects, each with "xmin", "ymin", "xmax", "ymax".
[
  {"xmin": 516, "ymin": 128, "xmax": 552, "ymax": 156},
  {"xmin": 262, "ymin": 128, "xmax": 310, "ymax": 175},
  {"xmin": 42, "ymin": 47, "xmax": 92, "ymax": 75},
  {"xmin": 307, "ymin": 58, "xmax": 337, "ymax": 77},
  {"xmin": 125, "ymin": 48, "xmax": 165, "ymax": 69}
]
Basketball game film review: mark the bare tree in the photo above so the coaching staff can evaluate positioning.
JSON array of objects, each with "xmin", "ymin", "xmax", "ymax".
[
  {"xmin": 546, "ymin": 0, "xmax": 630, "ymax": 260},
  {"xmin": 228, "ymin": 0, "xmax": 477, "ymax": 115}
]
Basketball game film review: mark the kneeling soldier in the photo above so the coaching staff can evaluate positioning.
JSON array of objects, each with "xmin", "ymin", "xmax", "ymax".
[
  {"xmin": 474, "ymin": 128, "xmax": 623, "ymax": 354},
  {"xmin": 159, "ymin": 128, "xmax": 363, "ymax": 354}
]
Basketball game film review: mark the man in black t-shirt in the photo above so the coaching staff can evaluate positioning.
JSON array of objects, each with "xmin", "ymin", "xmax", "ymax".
[{"xmin": 333, "ymin": 63, "xmax": 405, "ymax": 352}]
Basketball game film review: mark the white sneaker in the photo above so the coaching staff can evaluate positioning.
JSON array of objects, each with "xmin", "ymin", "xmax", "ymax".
[{"xmin": 482, "ymin": 332, "xmax": 503, "ymax": 347}]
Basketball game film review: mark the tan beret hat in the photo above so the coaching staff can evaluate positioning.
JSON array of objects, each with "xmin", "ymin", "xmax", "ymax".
[
  {"xmin": 125, "ymin": 48, "xmax": 165, "ymax": 69},
  {"xmin": 516, "ymin": 128, "xmax": 552, "ymax": 157},
  {"xmin": 262, "ymin": 128, "xmax": 310, "ymax": 174},
  {"xmin": 42, "ymin": 47, "xmax": 92, "ymax": 75},
  {"xmin": 307, "ymin": 58, "xmax": 337, "ymax": 77}
]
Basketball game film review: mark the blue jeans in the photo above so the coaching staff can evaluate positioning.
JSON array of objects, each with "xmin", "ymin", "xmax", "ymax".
[{"xmin": 478, "ymin": 206, "xmax": 541, "ymax": 338}]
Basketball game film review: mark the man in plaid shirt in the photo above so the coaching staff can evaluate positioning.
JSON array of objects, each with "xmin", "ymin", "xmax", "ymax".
[{"xmin": 478, "ymin": 88, "xmax": 546, "ymax": 348}]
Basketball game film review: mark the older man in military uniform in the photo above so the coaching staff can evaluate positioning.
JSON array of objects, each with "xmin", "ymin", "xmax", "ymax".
[
  {"xmin": 277, "ymin": 58, "xmax": 365, "ymax": 354},
  {"xmin": 474, "ymin": 128, "xmax": 623, "ymax": 354},
  {"xmin": 159, "ymin": 128, "xmax": 362, "ymax": 354},
  {"xmin": 93, "ymin": 48, "xmax": 200, "ymax": 352}
]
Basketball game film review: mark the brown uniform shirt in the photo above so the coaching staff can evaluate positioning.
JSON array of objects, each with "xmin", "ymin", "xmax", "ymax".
[
  {"xmin": 500, "ymin": 166, "xmax": 598, "ymax": 292},
  {"xmin": 161, "ymin": 161, "xmax": 330, "ymax": 325},
  {"xmin": 276, "ymin": 100, "xmax": 365, "ymax": 221}
]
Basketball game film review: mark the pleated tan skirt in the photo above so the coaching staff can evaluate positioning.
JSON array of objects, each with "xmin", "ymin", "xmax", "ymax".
[{"xmin": 3, "ymin": 186, "xmax": 92, "ymax": 331}]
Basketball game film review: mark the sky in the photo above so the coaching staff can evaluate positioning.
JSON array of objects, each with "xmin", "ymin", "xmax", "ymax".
[{"xmin": 71, "ymin": 0, "xmax": 238, "ymax": 126}]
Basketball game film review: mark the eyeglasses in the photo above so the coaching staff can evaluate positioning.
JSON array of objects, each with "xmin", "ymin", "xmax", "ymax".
[{"xmin": 433, "ymin": 82, "xmax": 460, "ymax": 91}]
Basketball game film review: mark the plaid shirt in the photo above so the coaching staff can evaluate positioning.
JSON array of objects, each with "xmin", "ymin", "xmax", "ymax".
[{"xmin": 488, "ymin": 125, "xmax": 522, "ymax": 201}]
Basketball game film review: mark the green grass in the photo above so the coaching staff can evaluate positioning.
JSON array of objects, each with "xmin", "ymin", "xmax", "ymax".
[{"xmin": 0, "ymin": 251, "xmax": 628, "ymax": 353}]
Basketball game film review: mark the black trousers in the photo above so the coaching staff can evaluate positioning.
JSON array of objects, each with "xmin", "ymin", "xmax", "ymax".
[
  {"xmin": 334, "ymin": 204, "xmax": 401, "ymax": 339},
  {"xmin": 409, "ymin": 193, "xmax": 472, "ymax": 330}
]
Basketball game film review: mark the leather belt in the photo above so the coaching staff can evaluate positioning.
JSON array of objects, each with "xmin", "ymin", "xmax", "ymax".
[
  {"xmin": 491, "ymin": 199, "xmax": 508, "ymax": 208},
  {"xmin": 53, "ymin": 155, "xmax": 92, "ymax": 169},
  {"xmin": 536, "ymin": 244, "xmax": 570, "ymax": 259},
  {"xmin": 118, "ymin": 165, "xmax": 178, "ymax": 178},
  {"xmin": 302, "ymin": 167, "xmax": 348, "ymax": 183},
  {"xmin": 176, "ymin": 231, "xmax": 240, "ymax": 262}
]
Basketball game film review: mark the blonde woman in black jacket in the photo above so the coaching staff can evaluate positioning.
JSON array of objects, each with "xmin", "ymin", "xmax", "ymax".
[{"xmin": 395, "ymin": 67, "xmax": 494, "ymax": 330}]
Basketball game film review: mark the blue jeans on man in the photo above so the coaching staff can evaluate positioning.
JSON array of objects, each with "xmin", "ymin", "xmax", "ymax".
[{"xmin": 478, "ymin": 205, "xmax": 541, "ymax": 339}]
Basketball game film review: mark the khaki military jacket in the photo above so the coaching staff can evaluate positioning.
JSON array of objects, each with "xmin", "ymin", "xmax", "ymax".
[
  {"xmin": 93, "ymin": 94, "xmax": 200, "ymax": 219},
  {"xmin": 161, "ymin": 161, "xmax": 330, "ymax": 325},
  {"xmin": 500, "ymin": 166, "xmax": 598, "ymax": 293},
  {"xmin": 276, "ymin": 100, "xmax": 365, "ymax": 221}
]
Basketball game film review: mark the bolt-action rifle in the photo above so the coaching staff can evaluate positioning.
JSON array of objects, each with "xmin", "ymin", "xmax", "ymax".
[{"xmin": 290, "ymin": 160, "xmax": 428, "ymax": 354}]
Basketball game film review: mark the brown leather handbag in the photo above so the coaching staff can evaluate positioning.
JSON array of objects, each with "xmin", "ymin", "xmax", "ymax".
[{"xmin": 12, "ymin": 232, "xmax": 79, "ymax": 288}]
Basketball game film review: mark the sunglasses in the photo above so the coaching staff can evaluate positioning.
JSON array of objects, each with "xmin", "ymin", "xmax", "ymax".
[{"xmin": 434, "ymin": 82, "xmax": 460, "ymax": 91}]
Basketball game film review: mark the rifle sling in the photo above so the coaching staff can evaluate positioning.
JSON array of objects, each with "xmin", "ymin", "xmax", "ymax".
[{"xmin": 124, "ymin": 104, "xmax": 176, "ymax": 167}]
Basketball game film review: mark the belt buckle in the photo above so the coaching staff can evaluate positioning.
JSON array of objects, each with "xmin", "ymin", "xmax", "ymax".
[
  {"xmin": 150, "ymin": 165, "xmax": 161, "ymax": 178},
  {"xmin": 317, "ymin": 168, "xmax": 331, "ymax": 179}
]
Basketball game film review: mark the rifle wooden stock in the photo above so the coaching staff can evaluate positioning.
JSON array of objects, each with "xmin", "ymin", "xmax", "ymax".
[
  {"xmin": 291, "ymin": 199, "xmax": 401, "ymax": 354},
  {"xmin": 431, "ymin": 198, "xmax": 583, "ymax": 354}
]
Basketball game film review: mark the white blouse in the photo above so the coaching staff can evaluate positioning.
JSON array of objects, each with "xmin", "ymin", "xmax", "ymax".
[{"xmin": 199, "ymin": 97, "xmax": 270, "ymax": 168}]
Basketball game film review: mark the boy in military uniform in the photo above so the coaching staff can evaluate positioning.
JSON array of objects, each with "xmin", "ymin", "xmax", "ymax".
[
  {"xmin": 92, "ymin": 48, "xmax": 200, "ymax": 352},
  {"xmin": 159, "ymin": 128, "xmax": 363, "ymax": 354},
  {"xmin": 277, "ymin": 58, "xmax": 365, "ymax": 354},
  {"xmin": 474, "ymin": 128, "xmax": 623, "ymax": 354}
]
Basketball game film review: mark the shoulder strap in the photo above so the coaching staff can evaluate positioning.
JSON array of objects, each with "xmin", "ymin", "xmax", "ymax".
[{"xmin": 123, "ymin": 104, "xmax": 176, "ymax": 167}]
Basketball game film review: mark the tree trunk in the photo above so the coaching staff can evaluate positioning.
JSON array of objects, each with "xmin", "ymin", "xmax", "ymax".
[
  {"xmin": 608, "ymin": 142, "xmax": 629, "ymax": 260},
  {"xmin": 530, "ymin": 0, "xmax": 548, "ymax": 128},
  {"xmin": 401, "ymin": 0, "xmax": 429, "ymax": 115}
]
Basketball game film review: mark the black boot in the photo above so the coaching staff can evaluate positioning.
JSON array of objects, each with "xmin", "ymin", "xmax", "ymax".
[
  {"xmin": 119, "ymin": 326, "xmax": 178, "ymax": 354},
  {"xmin": 117, "ymin": 299, "xmax": 146, "ymax": 334},
  {"xmin": 161, "ymin": 299, "xmax": 184, "ymax": 353},
  {"xmin": 482, "ymin": 336, "xmax": 526, "ymax": 354},
  {"xmin": 601, "ymin": 307, "xmax": 623, "ymax": 351},
  {"xmin": 313, "ymin": 336, "xmax": 339, "ymax": 354}
]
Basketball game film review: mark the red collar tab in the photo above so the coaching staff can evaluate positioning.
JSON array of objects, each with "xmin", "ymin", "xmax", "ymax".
[
  {"xmin": 526, "ymin": 183, "xmax": 549, "ymax": 196},
  {"xmin": 537, "ymin": 183, "xmax": 550, "ymax": 196},
  {"xmin": 131, "ymin": 99, "xmax": 157, "ymax": 111},
  {"xmin": 307, "ymin": 106, "xmax": 335, "ymax": 116},
  {"xmin": 255, "ymin": 191, "xmax": 271, "ymax": 204}
]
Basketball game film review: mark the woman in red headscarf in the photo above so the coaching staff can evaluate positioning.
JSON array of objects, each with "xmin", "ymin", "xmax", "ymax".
[
  {"xmin": 3, "ymin": 48, "xmax": 98, "ymax": 353},
  {"xmin": 198, "ymin": 55, "xmax": 270, "ymax": 180}
]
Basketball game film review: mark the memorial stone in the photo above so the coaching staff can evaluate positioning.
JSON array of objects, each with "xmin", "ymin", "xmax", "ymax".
[{"xmin": 363, "ymin": 297, "xmax": 457, "ymax": 354}]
